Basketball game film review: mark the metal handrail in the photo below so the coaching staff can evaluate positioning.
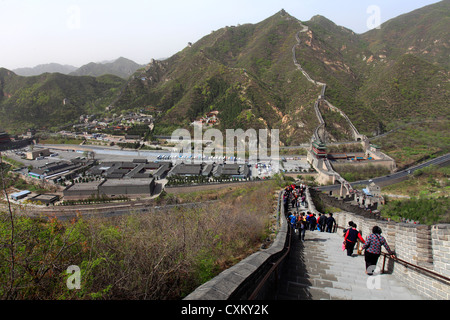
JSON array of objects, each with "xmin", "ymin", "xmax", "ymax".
[
  {"xmin": 380, "ymin": 252, "xmax": 450, "ymax": 283},
  {"xmin": 338, "ymin": 225, "xmax": 450, "ymax": 283}
]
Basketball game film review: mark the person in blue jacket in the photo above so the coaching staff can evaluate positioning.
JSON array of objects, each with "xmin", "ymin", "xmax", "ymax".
[{"xmin": 288, "ymin": 212, "xmax": 298, "ymax": 230}]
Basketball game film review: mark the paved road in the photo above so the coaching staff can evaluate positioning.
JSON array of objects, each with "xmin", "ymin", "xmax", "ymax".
[{"xmin": 317, "ymin": 153, "xmax": 450, "ymax": 192}]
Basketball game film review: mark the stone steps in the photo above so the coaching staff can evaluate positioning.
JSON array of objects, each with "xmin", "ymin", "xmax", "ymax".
[{"xmin": 272, "ymin": 206, "xmax": 426, "ymax": 300}]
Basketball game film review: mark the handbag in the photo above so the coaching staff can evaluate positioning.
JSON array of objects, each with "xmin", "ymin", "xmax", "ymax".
[{"xmin": 342, "ymin": 241, "xmax": 346, "ymax": 251}]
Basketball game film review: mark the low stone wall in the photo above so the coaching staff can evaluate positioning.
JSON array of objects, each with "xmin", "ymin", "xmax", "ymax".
[{"xmin": 184, "ymin": 190, "xmax": 290, "ymax": 300}]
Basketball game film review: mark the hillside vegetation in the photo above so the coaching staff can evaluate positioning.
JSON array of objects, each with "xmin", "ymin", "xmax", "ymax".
[
  {"xmin": 0, "ymin": 69, "xmax": 125, "ymax": 133},
  {"xmin": 69, "ymin": 57, "xmax": 144, "ymax": 79},
  {"xmin": 370, "ymin": 120, "xmax": 450, "ymax": 169},
  {"xmin": 0, "ymin": 2, "xmax": 448, "ymax": 148},
  {"xmin": 380, "ymin": 166, "xmax": 450, "ymax": 225},
  {"xmin": 0, "ymin": 179, "xmax": 288, "ymax": 299},
  {"xmin": 112, "ymin": 3, "xmax": 448, "ymax": 144}
]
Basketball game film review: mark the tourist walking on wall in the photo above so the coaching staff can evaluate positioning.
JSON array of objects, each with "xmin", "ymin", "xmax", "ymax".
[
  {"xmin": 291, "ymin": 192, "xmax": 297, "ymax": 209},
  {"xmin": 362, "ymin": 226, "xmax": 396, "ymax": 275},
  {"xmin": 325, "ymin": 213, "xmax": 336, "ymax": 233},
  {"xmin": 283, "ymin": 189, "xmax": 289, "ymax": 213},
  {"xmin": 317, "ymin": 213, "xmax": 322, "ymax": 231},
  {"xmin": 297, "ymin": 213, "xmax": 306, "ymax": 241},
  {"xmin": 305, "ymin": 212, "xmax": 311, "ymax": 230},
  {"xmin": 343, "ymin": 221, "xmax": 353, "ymax": 237},
  {"xmin": 309, "ymin": 214, "xmax": 317, "ymax": 231},
  {"xmin": 288, "ymin": 212, "xmax": 297, "ymax": 230},
  {"xmin": 344, "ymin": 222, "xmax": 365, "ymax": 257},
  {"xmin": 319, "ymin": 213, "xmax": 326, "ymax": 232}
]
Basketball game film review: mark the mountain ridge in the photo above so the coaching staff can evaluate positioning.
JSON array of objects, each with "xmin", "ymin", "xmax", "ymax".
[
  {"xmin": 10, "ymin": 57, "xmax": 144, "ymax": 79},
  {"xmin": 70, "ymin": 57, "xmax": 145, "ymax": 79},
  {"xmin": 13, "ymin": 63, "xmax": 78, "ymax": 77},
  {"xmin": 87, "ymin": 3, "xmax": 450, "ymax": 142},
  {"xmin": 0, "ymin": 69, "xmax": 126, "ymax": 132},
  {"xmin": 1, "ymin": 3, "xmax": 448, "ymax": 145}
]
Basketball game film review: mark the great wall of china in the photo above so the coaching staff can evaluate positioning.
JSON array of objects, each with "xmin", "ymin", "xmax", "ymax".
[{"xmin": 184, "ymin": 16, "xmax": 450, "ymax": 300}]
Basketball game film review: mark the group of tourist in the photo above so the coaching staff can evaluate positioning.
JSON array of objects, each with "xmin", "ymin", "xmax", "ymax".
[
  {"xmin": 283, "ymin": 183, "xmax": 306, "ymax": 213},
  {"xmin": 284, "ymin": 183, "xmax": 396, "ymax": 276},
  {"xmin": 288, "ymin": 211, "xmax": 337, "ymax": 241},
  {"xmin": 284, "ymin": 184, "xmax": 337, "ymax": 241}
]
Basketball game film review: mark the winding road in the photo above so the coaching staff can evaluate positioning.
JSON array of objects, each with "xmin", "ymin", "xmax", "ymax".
[{"xmin": 316, "ymin": 153, "xmax": 450, "ymax": 192}]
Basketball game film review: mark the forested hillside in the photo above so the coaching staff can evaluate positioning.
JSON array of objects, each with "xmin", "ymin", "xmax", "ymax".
[
  {"xmin": 0, "ymin": 69, "xmax": 125, "ymax": 133},
  {"xmin": 0, "ymin": 2, "xmax": 448, "ymax": 145},
  {"xmin": 112, "ymin": 2, "xmax": 448, "ymax": 143}
]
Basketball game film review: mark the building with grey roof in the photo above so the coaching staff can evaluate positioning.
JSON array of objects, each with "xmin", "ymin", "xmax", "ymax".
[
  {"xmin": 87, "ymin": 161, "xmax": 171, "ymax": 181},
  {"xmin": 63, "ymin": 180, "xmax": 105, "ymax": 200},
  {"xmin": 202, "ymin": 164, "xmax": 214, "ymax": 177},
  {"xmin": 28, "ymin": 159, "xmax": 94, "ymax": 182},
  {"xmin": 63, "ymin": 177, "xmax": 156, "ymax": 200},
  {"xmin": 167, "ymin": 163, "xmax": 204, "ymax": 177},
  {"xmin": 28, "ymin": 194, "xmax": 60, "ymax": 205},
  {"xmin": 99, "ymin": 178, "xmax": 156, "ymax": 198},
  {"xmin": 213, "ymin": 163, "xmax": 250, "ymax": 179},
  {"xmin": 152, "ymin": 162, "xmax": 171, "ymax": 180}
]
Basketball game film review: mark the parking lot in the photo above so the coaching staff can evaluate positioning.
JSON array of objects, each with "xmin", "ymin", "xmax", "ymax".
[
  {"xmin": 281, "ymin": 156, "xmax": 312, "ymax": 173},
  {"xmin": 3, "ymin": 145, "xmax": 311, "ymax": 180}
]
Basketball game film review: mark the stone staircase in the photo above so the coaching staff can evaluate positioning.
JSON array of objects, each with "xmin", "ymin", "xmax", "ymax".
[{"xmin": 272, "ymin": 227, "xmax": 426, "ymax": 300}]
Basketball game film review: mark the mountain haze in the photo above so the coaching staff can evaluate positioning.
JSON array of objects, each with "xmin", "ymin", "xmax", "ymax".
[
  {"xmin": 10, "ymin": 57, "xmax": 143, "ymax": 79},
  {"xmin": 70, "ymin": 57, "xmax": 144, "ymax": 79},
  {"xmin": 13, "ymin": 63, "xmax": 78, "ymax": 77},
  {"xmin": 0, "ymin": 2, "xmax": 448, "ymax": 145}
]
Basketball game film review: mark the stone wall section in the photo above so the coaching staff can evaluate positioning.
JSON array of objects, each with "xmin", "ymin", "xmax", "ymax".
[
  {"xmin": 184, "ymin": 188, "xmax": 449, "ymax": 300},
  {"xmin": 330, "ymin": 204, "xmax": 449, "ymax": 300}
]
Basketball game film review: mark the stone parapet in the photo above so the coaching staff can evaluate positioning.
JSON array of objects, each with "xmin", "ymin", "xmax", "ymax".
[{"xmin": 184, "ymin": 190, "xmax": 290, "ymax": 300}]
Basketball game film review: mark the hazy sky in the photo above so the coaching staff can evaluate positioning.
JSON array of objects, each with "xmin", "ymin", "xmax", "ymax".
[{"xmin": 0, "ymin": 0, "xmax": 442, "ymax": 70}]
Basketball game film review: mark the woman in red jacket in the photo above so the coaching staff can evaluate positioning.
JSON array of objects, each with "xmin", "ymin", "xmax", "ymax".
[{"xmin": 344, "ymin": 222, "xmax": 365, "ymax": 257}]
